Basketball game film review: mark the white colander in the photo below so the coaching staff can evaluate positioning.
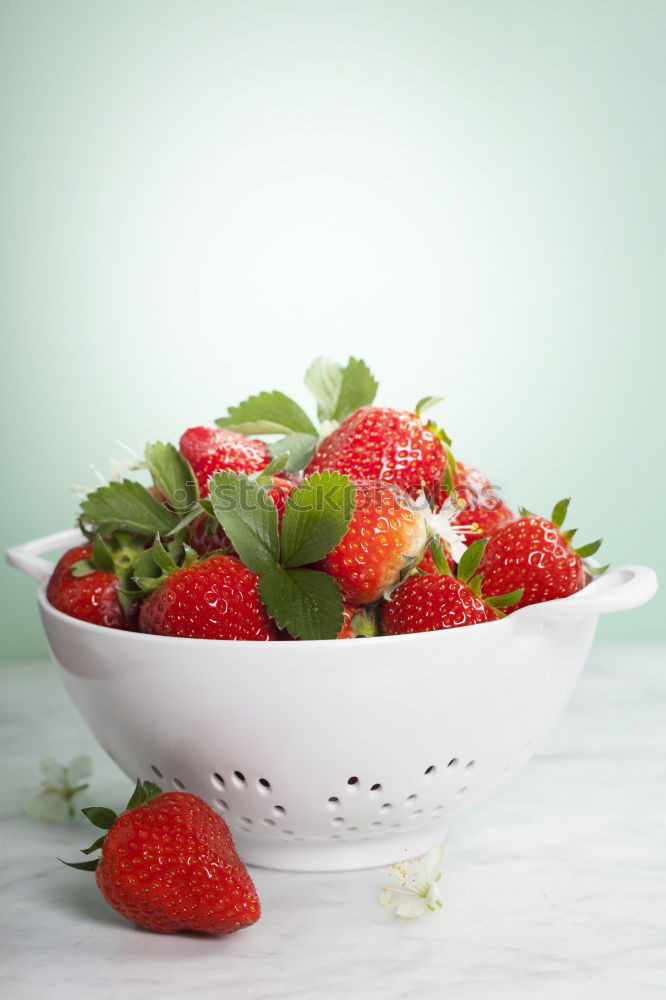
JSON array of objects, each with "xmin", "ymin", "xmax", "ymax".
[{"xmin": 7, "ymin": 528, "xmax": 657, "ymax": 872}]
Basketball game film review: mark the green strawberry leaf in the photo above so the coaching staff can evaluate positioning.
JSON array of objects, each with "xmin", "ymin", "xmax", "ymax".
[
  {"xmin": 125, "ymin": 778, "xmax": 162, "ymax": 811},
  {"xmin": 209, "ymin": 471, "xmax": 279, "ymax": 576},
  {"xmin": 305, "ymin": 357, "xmax": 378, "ymax": 424},
  {"xmin": 428, "ymin": 537, "xmax": 452, "ymax": 575},
  {"xmin": 151, "ymin": 534, "xmax": 181, "ymax": 575},
  {"xmin": 486, "ymin": 588, "xmax": 524, "ymax": 609},
  {"xmin": 80, "ymin": 480, "xmax": 179, "ymax": 537},
  {"xmin": 268, "ymin": 433, "xmax": 319, "ymax": 472},
  {"xmin": 280, "ymin": 472, "xmax": 356, "ymax": 567},
  {"xmin": 144, "ymin": 441, "xmax": 199, "ymax": 514},
  {"xmin": 215, "ymin": 391, "xmax": 317, "ymax": 437},
  {"xmin": 350, "ymin": 605, "xmax": 379, "ymax": 638},
  {"xmin": 304, "ymin": 357, "xmax": 344, "ymax": 423},
  {"xmin": 59, "ymin": 857, "xmax": 100, "ymax": 871},
  {"xmin": 92, "ymin": 534, "xmax": 116, "ymax": 574},
  {"xmin": 80, "ymin": 835, "xmax": 107, "ymax": 855},
  {"xmin": 457, "ymin": 538, "xmax": 488, "ymax": 583},
  {"xmin": 415, "ymin": 396, "xmax": 444, "ymax": 418},
  {"xmin": 70, "ymin": 559, "xmax": 96, "ymax": 578},
  {"xmin": 551, "ymin": 498, "xmax": 570, "ymax": 529},
  {"xmin": 586, "ymin": 563, "xmax": 610, "ymax": 577},
  {"xmin": 258, "ymin": 566, "xmax": 344, "ymax": 640},
  {"xmin": 575, "ymin": 538, "xmax": 603, "ymax": 558},
  {"xmin": 331, "ymin": 357, "xmax": 378, "ymax": 423},
  {"xmin": 518, "ymin": 506, "xmax": 538, "ymax": 519},
  {"xmin": 80, "ymin": 806, "xmax": 117, "ymax": 830},
  {"xmin": 254, "ymin": 453, "xmax": 289, "ymax": 486}
]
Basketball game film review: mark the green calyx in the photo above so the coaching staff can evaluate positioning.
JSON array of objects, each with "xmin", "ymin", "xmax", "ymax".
[
  {"xmin": 425, "ymin": 537, "xmax": 523, "ymax": 615},
  {"xmin": 214, "ymin": 357, "xmax": 379, "ymax": 472},
  {"xmin": 414, "ymin": 395, "xmax": 453, "ymax": 448},
  {"xmin": 126, "ymin": 534, "xmax": 201, "ymax": 599},
  {"xmin": 350, "ymin": 606, "xmax": 380, "ymax": 638},
  {"xmin": 209, "ymin": 469, "xmax": 356, "ymax": 640},
  {"xmin": 519, "ymin": 498, "xmax": 605, "ymax": 569},
  {"xmin": 71, "ymin": 531, "xmax": 151, "ymax": 617},
  {"xmin": 60, "ymin": 779, "xmax": 162, "ymax": 873}
]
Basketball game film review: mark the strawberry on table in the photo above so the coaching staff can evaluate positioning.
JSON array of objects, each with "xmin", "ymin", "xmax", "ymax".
[
  {"xmin": 139, "ymin": 553, "xmax": 278, "ymax": 640},
  {"xmin": 63, "ymin": 780, "xmax": 261, "ymax": 935},
  {"xmin": 479, "ymin": 499, "xmax": 604, "ymax": 614},
  {"xmin": 179, "ymin": 426, "xmax": 270, "ymax": 497}
]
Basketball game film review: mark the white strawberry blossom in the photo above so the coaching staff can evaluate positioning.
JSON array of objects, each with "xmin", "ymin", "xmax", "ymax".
[
  {"xmin": 25, "ymin": 756, "xmax": 92, "ymax": 822},
  {"xmin": 411, "ymin": 490, "xmax": 468, "ymax": 563},
  {"xmin": 379, "ymin": 844, "xmax": 445, "ymax": 919},
  {"xmin": 71, "ymin": 440, "xmax": 147, "ymax": 496}
]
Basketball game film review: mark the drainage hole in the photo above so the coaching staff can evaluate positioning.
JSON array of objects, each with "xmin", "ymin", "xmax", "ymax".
[
  {"xmin": 240, "ymin": 816, "xmax": 253, "ymax": 825},
  {"xmin": 151, "ymin": 765, "xmax": 163, "ymax": 779},
  {"xmin": 379, "ymin": 803, "xmax": 393, "ymax": 812},
  {"xmin": 272, "ymin": 805, "xmax": 286, "ymax": 816},
  {"xmin": 347, "ymin": 776, "xmax": 359, "ymax": 786},
  {"xmin": 331, "ymin": 816, "xmax": 345, "ymax": 825},
  {"xmin": 173, "ymin": 778, "xmax": 185, "ymax": 790},
  {"xmin": 262, "ymin": 818, "xmax": 276, "ymax": 827},
  {"xmin": 214, "ymin": 798, "xmax": 228, "ymax": 811},
  {"xmin": 448, "ymin": 758, "xmax": 459, "ymax": 769},
  {"xmin": 211, "ymin": 772, "xmax": 225, "ymax": 789},
  {"xmin": 424, "ymin": 765, "xmax": 436, "ymax": 776},
  {"xmin": 465, "ymin": 760, "xmax": 476, "ymax": 770},
  {"xmin": 233, "ymin": 771, "xmax": 246, "ymax": 787},
  {"xmin": 370, "ymin": 783, "xmax": 382, "ymax": 793},
  {"xmin": 257, "ymin": 778, "xmax": 271, "ymax": 793}
]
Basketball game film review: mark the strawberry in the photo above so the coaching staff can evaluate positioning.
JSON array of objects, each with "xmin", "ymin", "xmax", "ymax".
[
  {"xmin": 305, "ymin": 406, "xmax": 448, "ymax": 498},
  {"xmin": 479, "ymin": 499, "xmax": 604, "ymax": 614},
  {"xmin": 382, "ymin": 573, "xmax": 499, "ymax": 634},
  {"xmin": 47, "ymin": 543, "xmax": 134, "ymax": 630},
  {"xmin": 447, "ymin": 461, "xmax": 514, "ymax": 545},
  {"xmin": 139, "ymin": 554, "xmax": 278, "ymax": 640},
  {"xmin": 187, "ymin": 477, "xmax": 294, "ymax": 556},
  {"xmin": 320, "ymin": 481, "xmax": 428, "ymax": 605},
  {"xmin": 382, "ymin": 539, "xmax": 520, "ymax": 635},
  {"xmin": 179, "ymin": 426, "xmax": 270, "ymax": 498},
  {"xmin": 63, "ymin": 780, "xmax": 260, "ymax": 935}
]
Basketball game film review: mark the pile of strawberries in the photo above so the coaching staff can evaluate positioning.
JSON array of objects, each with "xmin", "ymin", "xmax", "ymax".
[{"xmin": 48, "ymin": 357, "xmax": 604, "ymax": 641}]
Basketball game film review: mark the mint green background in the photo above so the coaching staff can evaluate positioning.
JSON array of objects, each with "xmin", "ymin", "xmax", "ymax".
[{"xmin": 1, "ymin": 0, "xmax": 664, "ymax": 659}]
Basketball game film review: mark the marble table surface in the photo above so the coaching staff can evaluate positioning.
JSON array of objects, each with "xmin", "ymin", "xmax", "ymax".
[{"xmin": 1, "ymin": 645, "xmax": 665, "ymax": 1000}]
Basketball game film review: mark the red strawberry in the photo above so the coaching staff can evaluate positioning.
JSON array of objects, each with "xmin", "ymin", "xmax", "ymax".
[
  {"xmin": 382, "ymin": 573, "xmax": 499, "ymax": 634},
  {"xmin": 321, "ymin": 481, "xmax": 427, "ymax": 605},
  {"xmin": 187, "ymin": 477, "xmax": 294, "ymax": 556},
  {"xmin": 179, "ymin": 426, "xmax": 270, "ymax": 498},
  {"xmin": 447, "ymin": 461, "xmax": 514, "ymax": 545},
  {"xmin": 306, "ymin": 406, "xmax": 447, "ymax": 498},
  {"xmin": 479, "ymin": 499, "xmax": 603, "ymax": 613},
  {"xmin": 140, "ymin": 554, "xmax": 278, "ymax": 640},
  {"xmin": 64, "ymin": 781, "xmax": 260, "ymax": 935},
  {"xmin": 382, "ymin": 538, "xmax": 519, "ymax": 634},
  {"xmin": 47, "ymin": 544, "xmax": 132, "ymax": 630}
]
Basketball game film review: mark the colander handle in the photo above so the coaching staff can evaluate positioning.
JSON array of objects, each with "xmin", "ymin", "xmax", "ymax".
[
  {"xmin": 6, "ymin": 528, "xmax": 86, "ymax": 584},
  {"xmin": 512, "ymin": 564, "xmax": 658, "ymax": 625}
]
